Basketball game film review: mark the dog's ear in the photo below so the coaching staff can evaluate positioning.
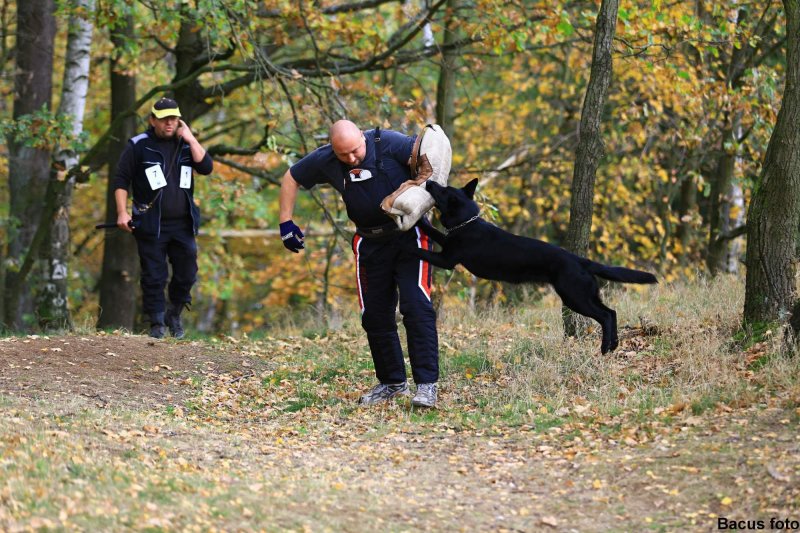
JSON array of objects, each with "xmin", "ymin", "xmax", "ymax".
[{"xmin": 462, "ymin": 178, "xmax": 478, "ymax": 199}]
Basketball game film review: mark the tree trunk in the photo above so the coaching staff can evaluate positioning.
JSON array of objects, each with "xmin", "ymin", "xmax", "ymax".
[
  {"xmin": 435, "ymin": 0, "xmax": 459, "ymax": 135},
  {"xmin": 4, "ymin": 0, "xmax": 56, "ymax": 330},
  {"xmin": 97, "ymin": 16, "xmax": 139, "ymax": 330},
  {"xmin": 35, "ymin": 0, "xmax": 94, "ymax": 330},
  {"xmin": 726, "ymin": 181, "xmax": 744, "ymax": 272},
  {"xmin": 675, "ymin": 174, "xmax": 697, "ymax": 266},
  {"xmin": 562, "ymin": 0, "xmax": 619, "ymax": 338},
  {"xmin": 702, "ymin": 5, "xmax": 773, "ymax": 276},
  {"xmin": 706, "ymin": 125, "xmax": 737, "ymax": 275},
  {"xmin": 173, "ymin": 5, "xmax": 207, "ymax": 123},
  {"xmin": 744, "ymin": 0, "xmax": 800, "ymax": 325}
]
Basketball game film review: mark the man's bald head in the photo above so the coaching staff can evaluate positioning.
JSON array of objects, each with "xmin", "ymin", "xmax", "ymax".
[{"xmin": 330, "ymin": 120, "xmax": 366, "ymax": 166}]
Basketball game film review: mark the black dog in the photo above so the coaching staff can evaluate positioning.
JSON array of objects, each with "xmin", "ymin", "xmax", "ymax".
[{"xmin": 412, "ymin": 178, "xmax": 657, "ymax": 354}]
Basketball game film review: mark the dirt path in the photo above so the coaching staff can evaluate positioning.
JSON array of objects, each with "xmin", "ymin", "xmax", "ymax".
[
  {"xmin": 1, "ymin": 334, "xmax": 798, "ymax": 531},
  {"xmin": 0, "ymin": 334, "xmax": 264, "ymax": 407}
]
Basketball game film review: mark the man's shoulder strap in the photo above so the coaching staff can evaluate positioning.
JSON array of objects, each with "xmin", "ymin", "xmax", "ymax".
[{"xmin": 373, "ymin": 127, "xmax": 383, "ymax": 170}]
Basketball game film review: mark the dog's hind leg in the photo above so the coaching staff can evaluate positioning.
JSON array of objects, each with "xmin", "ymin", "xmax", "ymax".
[
  {"xmin": 581, "ymin": 297, "xmax": 617, "ymax": 354},
  {"xmin": 596, "ymin": 302, "xmax": 618, "ymax": 353},
  {"xmin": 554, "ymin": 274, "xmax": 618, "ymax": 354}
]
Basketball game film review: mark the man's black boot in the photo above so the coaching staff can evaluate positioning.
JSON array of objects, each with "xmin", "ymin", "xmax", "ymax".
[
  {"xmin": 149, "ymin": 312, "xmax": 167, "ymax": 339},
  {"xmin": 165, "ymin": 303, "xmax": 185, "ymax": 339}
]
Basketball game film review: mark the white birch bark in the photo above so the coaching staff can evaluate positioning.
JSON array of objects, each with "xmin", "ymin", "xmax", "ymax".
[{"xmin": 37, "ymin": 0, "xmax": 95, "ymax": 329}]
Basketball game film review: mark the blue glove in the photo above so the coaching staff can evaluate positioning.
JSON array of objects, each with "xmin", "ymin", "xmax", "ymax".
[{"xmin": 280, "ymin": 220, "xmax": 305, "ymax": 253}]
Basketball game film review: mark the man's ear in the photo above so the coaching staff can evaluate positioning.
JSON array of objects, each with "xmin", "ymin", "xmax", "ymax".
[{"xmin": 462, "ymin": 178, "xmax": 478, "ymax": 199}]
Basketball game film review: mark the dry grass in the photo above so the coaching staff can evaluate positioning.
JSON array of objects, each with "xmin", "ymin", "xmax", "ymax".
[
  {"xmin": 1, "ymin": 275, "xmax": 799, "ymax": 531},
  {"xmin": 431, "ymin": 275, "xmax": 798, "ymax": 419}
]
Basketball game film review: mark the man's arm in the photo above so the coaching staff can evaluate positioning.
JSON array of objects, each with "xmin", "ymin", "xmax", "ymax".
[
  {"xmin": 111, "ymin": 144, "xmax": 135, "ymax": 233},
  {"xmin": 114, "ymin": 188, "xmax": 133, "ymax": 233},
  {"xmin": 278, "ymin": 168, "xmax": 306, "ymax": 253},
  {"xmin": 382, "ymin": 129, "xmax": 416, "ymax": 169},
  {"xmin": 178, "ymin": 119, "xmax": 206, "ymax": 162},
  {"xmin": 178, "ymin": 119, "xmax": 213, "ymax": 174},
  {"xmin": 279, "ymin": 168, "xmax": 302, "ymax": 223}
]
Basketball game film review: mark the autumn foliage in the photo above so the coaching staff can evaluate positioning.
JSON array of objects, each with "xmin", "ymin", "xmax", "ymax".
[{"xmin": 0, "ymin": 1, "xmax": 786, "ymax": 331}]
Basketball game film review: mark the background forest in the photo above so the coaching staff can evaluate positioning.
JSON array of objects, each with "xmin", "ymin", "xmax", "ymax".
[{"xmin": 0, "ymin": 0, "xmax": 794, "ymax": 335}]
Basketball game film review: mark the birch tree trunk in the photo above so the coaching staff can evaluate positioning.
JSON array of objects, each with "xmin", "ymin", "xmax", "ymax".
[
  {"xmin": 35, "ymin": 0, "xmax": 94, "ymax": 329},
  {"xmin": 743, "ymin": 0, "xmax": 800, "ymax": 326},
  {"xmin": 562, "ymin": 0, "xmax": 619, "ymax": 338}
]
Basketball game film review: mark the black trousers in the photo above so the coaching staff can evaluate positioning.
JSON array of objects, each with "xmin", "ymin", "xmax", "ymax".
[
  {"xmin": 352, "ymin": 227, "xmax": 439, "ymax": 384},
  {"xmin": 134, "ymin": 219, "xmax": 198, "ymax": 316}
]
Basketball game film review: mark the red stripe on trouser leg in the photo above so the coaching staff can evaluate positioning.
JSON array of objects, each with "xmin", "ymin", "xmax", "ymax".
[
  {"xmin": 416, "ymin": 227, "xmax": 432, "ymax": 301},
  {"xmin": 352, "ymin": 235, "xmax": 365, "ymax": 313}
]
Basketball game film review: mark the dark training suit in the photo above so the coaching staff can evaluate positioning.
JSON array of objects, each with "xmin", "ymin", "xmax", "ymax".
[
  {"xmin": 290, "ymin": 128, "xmax": 439, "ymax": 385},
  {"xmin": 112, "ymin": 127, "xmax": 213, "ymax": 317}
]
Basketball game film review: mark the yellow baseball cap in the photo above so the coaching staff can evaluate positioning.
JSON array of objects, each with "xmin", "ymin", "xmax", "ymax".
[{"xmin": 151, "ymin": 97, "xmax": 181, "ymax": 119}]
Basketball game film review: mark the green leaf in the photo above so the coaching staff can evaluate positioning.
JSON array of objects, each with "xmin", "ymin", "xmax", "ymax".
[{"xmin": 556, "ymin": 20, "xmax": 574, "ymax": 37}]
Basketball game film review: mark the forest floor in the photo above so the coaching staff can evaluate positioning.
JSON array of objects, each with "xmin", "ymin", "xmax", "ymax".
[{"xmin": 1, "ymin": 323, "xmax": 799, "ymax": 532}]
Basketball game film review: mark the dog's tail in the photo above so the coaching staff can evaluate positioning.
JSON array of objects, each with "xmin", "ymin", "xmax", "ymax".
[{"xmin": 586, "ymin": 261, "xmax": 658, "ymax": 284}]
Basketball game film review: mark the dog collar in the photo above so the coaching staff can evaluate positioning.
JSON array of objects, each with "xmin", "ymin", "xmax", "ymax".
[{"xmin": 445, "ymin": 214, "xmax": 480, "ymax": 234}]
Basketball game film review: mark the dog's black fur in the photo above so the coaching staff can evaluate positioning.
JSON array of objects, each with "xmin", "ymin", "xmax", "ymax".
[{"xmin": 412, "ymin": 179, "xmax": 657, "ymax": 354}]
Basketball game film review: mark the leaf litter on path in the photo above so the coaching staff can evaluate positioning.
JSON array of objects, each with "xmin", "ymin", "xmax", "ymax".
[{"xmin": 0, "ymin": 331, "xmax": 798, "ymax": 531}]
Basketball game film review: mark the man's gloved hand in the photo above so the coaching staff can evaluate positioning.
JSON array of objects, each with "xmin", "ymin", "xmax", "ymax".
[{"xmin": 280, "ymin": 220, "xmax": 305, "ymax": 253}]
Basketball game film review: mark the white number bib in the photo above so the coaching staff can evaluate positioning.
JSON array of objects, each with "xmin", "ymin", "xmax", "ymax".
[
  {"xmin": 145, "ymin": 165, "xmax": 167, "ymax": 190},
  {"xmin": 180, "ymin": 166, "xmax": 192, "ymax": 189}
]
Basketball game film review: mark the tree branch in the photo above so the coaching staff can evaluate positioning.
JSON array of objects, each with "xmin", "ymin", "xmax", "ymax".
[
  {"xmin": 715, "ymin": 224, "xmax": 748, "ymax": 245},
  {"xmin": 214, "ymin": 156, "xmax": 282, "ymax": 187},
  {"xmin": 258, "ymin": 0, "xmax": 400, "ymax": 17},
  {"xmin": 70, "ymin": 62, "xmax": 248, "ymax": 183}
]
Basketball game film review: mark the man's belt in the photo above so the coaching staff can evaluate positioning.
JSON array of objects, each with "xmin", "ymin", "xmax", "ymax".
[{"xmin": 356, "ymin": 221, "xmax": 400, "ymax": 238}]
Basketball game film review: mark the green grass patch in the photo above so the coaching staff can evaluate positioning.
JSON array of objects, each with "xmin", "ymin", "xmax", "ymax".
[
  {"xmin": 733, "ymin": 320, "xmax": 780, "ymax": 349},
  {"xmin": 444, "ymin": 346, "xmax": 493, "ymax": 379}
]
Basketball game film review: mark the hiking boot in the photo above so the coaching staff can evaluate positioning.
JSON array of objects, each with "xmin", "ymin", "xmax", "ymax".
[
  {"xmin": 411, "ymin": 382, "xmax": 438, "ymax": 408},
  {"xmin": 358, "ymin": 382, "xmax": 410, "ymax": 405},
  {"xmin": 149, "ymin": 324, "xmax": 167, "ymax": 338},
  {"xmin": 165, "ymin": 303, "xmax": 186, "ymax": 339},
  {"xmin": 149, "ymin": 312, "xmax": 166, "ymax": 339}
]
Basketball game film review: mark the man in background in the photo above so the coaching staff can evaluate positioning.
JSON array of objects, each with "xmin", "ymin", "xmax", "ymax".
[{"xmin": 113, "ymin": 97, "xmax": 213, "ymax": 338}]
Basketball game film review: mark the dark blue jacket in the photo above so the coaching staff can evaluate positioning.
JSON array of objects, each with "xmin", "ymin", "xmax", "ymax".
[
  {"xmin": 113, "ymin": 128, "xmax": 213, "ymax": 237},
  {"xmin": 290, "ymin": 128, "xmax": 415, "ymax": 229}
]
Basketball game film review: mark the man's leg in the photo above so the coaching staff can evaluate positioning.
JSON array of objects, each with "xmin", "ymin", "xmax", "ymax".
[
  {"xmin": 353, "ymin": 235, "xmax": 407, "ymax": 387},
  {"xmin": 134, "ymin": 233, "xmax": 169, "ymax": 337},
  {"xmin": 396, "ymin": 227, "xmax": 439, "ymax": 386},
  {"xmin": 165, "ymin": 222, "xmax": 197, "ymax": 338}
]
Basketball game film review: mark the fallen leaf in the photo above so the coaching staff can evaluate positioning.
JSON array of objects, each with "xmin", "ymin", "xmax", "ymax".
[
  {"xmin": 766, "ymin": 465, "xmax": 790, "ymax": 482},
  {"xmin": 541, "ymin": 516, "xmax": 558, "ymax": 527}
]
